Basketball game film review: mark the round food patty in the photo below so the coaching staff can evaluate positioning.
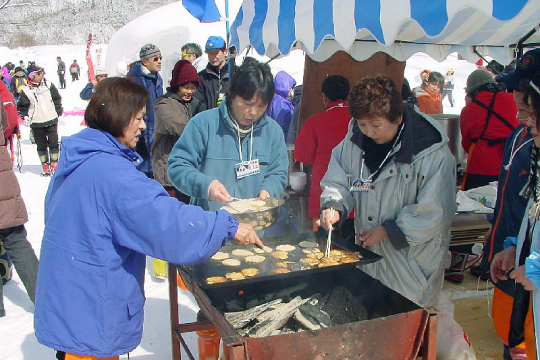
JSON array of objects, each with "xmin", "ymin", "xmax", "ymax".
[
  {"xmin": 272, "ymin": 268, "xmax": 291, "ymax": 274},
  {"xmin": 211, "ymin": 251, "xmax": 229, "ymax": 261},
  {"xmin": 222, "ymin": 259, "xmax": 242, "ymax": 267},
  {"xmin": 226, "ymin": 272, "xmax": 246, "ymax": 281},
  {"xmin": 245, "ymin": 255, "xmax": 266, "ymax": 263},
  {"xmin": 232, "ymin": 249, "xmax": 255, "ymax": 257},
  {"xmin": 241, "ymin": 268, "xmax": 260, "ymax": 277},
  {"xmin": 298, "ymin": 241, "xmax": 319, "ymax": 248},
  {"xmin": 271, "ymin": 251, "xmax": 289, "ymax": 260},
  {"xmin": 276, "ymin": 244, "xmax": 296, "ymax": 252},
  {"xmin": 205, "ymin": 276, "xmax": 227, "ymax": 284},
  {"xmin": 253, "ymin": 246, "xmax": 273, "ymax": 254}
]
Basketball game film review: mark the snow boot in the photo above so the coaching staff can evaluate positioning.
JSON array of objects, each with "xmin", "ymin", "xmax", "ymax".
[
  {"xmin": 49, "ymin": 162, "xmax": 58, "ymax": 175},
  {"xmin": 40, "ymin": 163, "xmax": 51, "ymax": 176},
  {"xmin": 445, "ymin": 251, "xmax": 482, "ymax": 283}
]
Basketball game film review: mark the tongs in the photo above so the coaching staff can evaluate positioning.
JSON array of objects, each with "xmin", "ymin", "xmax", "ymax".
[{"xmin": 325, "ymin": 208, "xmax": 335, "ymax": 258}]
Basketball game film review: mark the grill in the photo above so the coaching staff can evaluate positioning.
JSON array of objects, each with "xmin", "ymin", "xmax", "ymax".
[{"xmin": 168, "ymin": 233, "xmax": 438, "ymax": 360}]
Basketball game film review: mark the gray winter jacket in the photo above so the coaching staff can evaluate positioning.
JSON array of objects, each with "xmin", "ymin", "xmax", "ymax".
[{"xmin": 321, "ymin": 105, "xmax": 456, "ymax": 307}]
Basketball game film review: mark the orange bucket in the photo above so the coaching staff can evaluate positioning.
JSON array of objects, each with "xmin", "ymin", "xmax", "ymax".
[{"xmin": 196, "ymin": 328, "xmax": 221, "ymax": 360}]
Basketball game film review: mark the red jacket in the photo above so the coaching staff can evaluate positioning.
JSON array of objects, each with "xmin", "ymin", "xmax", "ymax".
[
  {"xmin": 460, "ymin": 91, "xmax": 518, "ymax": 175},
  {"xmin": 294, "ymin": 101, "xmax": 351, "ymax": 218}
]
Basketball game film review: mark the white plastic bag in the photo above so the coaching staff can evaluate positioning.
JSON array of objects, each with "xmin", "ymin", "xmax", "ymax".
[{"xmin": 437, "ymin": 310, "xmax": 476, "ymax": 360}]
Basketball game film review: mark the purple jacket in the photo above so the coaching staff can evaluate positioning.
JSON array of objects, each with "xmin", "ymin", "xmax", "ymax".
[{"xmin": 267, "ymin": 71, "xmax": 296, "ymax": 136}]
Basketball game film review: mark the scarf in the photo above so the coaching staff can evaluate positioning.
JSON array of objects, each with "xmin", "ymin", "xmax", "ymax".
[{"xmin": 520, "ymin": 145, "xmax": 540, "ymax": 221}]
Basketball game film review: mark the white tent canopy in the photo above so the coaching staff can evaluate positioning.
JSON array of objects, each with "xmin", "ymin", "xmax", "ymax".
[{"xmin": 229, "ymin": 0, "xmax": 540, "ymax": 64}]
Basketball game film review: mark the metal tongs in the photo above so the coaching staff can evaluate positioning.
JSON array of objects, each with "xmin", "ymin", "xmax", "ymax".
[{"xmin": 325, "ymin": 208, "xmax": 335, "ymax": 258}]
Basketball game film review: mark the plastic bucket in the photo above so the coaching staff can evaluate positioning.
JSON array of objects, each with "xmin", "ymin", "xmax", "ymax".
[{"xmin": 289, "ymin": 171, "xmax": 307, "ymax": 191}]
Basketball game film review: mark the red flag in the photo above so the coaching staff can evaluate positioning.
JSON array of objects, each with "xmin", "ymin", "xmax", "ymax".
[{"xmin": 86, "ymin": 34, "xmax": 95, "ymax": 82}]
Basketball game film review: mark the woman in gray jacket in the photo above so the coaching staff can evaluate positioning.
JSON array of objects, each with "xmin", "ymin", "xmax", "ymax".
[{"xmin": 319, "ymin": 75, "xmax": 456, "ymax": 308}]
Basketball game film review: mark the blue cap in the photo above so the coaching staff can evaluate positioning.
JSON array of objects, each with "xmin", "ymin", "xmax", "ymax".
[
  {"xmin": 498, "ymin": 48, "xmax": 540, "ymax": 91},
  {"xmin": 205, "ymin": 36, "xmax": 226, "ymax": 51}
]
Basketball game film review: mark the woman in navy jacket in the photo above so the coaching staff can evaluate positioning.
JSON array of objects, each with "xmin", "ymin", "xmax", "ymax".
[{"xmin": 34, "ymin": 77, "xmax": 262, "ymax": 360}]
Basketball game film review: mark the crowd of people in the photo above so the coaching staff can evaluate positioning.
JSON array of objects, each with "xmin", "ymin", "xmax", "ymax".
[{"xmin": 4, "ymin": 35, "xmax": 540, "ymax": 360}]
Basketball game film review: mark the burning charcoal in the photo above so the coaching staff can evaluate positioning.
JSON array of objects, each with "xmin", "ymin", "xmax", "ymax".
[{"xmin": 322, "ymin": 286, "xmax": 368, "ymax": 324}]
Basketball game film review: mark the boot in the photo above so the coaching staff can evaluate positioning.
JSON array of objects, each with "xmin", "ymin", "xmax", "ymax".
[
  {"xmin": 49, "ymin": 162, "xmax": 58, "ymax": 175},
  {"xmin": 40, "ymin": 163, "xmax": 51, "ymax": 176},
  {"xmin": 445, "ymin": 251, "xmax": 482, "ymax": 283}
]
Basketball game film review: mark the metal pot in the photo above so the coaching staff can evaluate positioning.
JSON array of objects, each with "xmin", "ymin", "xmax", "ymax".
[
  {"xmin": 429, "ymin": 114, "xmax": 464, "ymax": 166},
  {"xmin": 230, "ymin": 197, "xmax": 285, "ymax": 231}
]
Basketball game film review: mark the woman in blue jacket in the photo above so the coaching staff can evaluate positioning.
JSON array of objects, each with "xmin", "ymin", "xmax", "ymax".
[
  {"xmin": 168, "ymin": 58, "xmax": 288, "ymax": 212},
  {"xmin": 34, "ymin": 77, "xmax": 262, "ymax": 360}
]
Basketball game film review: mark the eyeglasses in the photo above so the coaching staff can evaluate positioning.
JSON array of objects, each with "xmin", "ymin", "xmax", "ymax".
[{"xmin": 152, "ymin": 56, "xmax": 162, "ymax": 62}]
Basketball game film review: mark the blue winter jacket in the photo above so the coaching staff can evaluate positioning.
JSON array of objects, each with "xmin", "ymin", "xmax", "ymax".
[
  {"xmin": 127, "ymin": 61, "xmax": 164, "ymax": 174},
  {"xmin": 34, "ymin": 128, "xmax": 237, "ymax": 358},
  {"xmin": 168, "ymin": 99, "xmax": 288, "ymax": 212},
  {"xmin": 267, "ymin": 71, "xmax": 296, "ymax": 136}
]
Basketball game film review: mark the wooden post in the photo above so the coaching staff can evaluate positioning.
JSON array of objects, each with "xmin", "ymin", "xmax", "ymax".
[{"xmin": 298, "ymin": 51, "xmax": 406, "ymax": 130}]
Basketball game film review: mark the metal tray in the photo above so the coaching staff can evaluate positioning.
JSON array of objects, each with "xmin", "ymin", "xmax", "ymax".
[{"xmin": 179, "ymin": 232, "xmax": 382, "ymax": 289}]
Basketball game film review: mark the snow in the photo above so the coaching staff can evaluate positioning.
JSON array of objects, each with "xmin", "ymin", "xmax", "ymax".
[{"xmin": 0, "ymin": 18, "xmax": 488, "ymax": 360}]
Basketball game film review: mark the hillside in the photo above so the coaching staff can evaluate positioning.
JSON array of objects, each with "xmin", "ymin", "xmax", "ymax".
[{"xmin": 0, "ymin": 0, "xmax": 176, "ymax": 47}]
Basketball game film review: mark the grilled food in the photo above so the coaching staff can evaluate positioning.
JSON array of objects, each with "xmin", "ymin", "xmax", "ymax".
[
  {"xmin": 272, "ymin": 268, "xmax": 291, "ymax": 274},
  {"xmin": 271, "ymin": 251, "xmax": 289, "ymax": 260},
  {"xmin": 205, "ymin": 276, "xmax": 228, "ymax": 284},
  {"xmin": 226, "ymin": 272, "xmax": 246, "ymax": 281},
  {"xmin": 276, "ymin": 244, "xmax": 296, "ymax": 252},
  {"xmin": 232, "ymin": 249, "xmax": 255, "ymax": 257},
  {"xmin": 241, "ymin": 268, "xmax": 260, "ymax": 277},
  {"xmin": 211, "ymin": 251, "xmax": 229, "ymax": 261},
  {"xmin": 245, "ymin": 255, "xmax": 266, "ymax": 263},
  {"xmin": 222, "ymin": 259, "xmax": 242, "ymax": 267}
]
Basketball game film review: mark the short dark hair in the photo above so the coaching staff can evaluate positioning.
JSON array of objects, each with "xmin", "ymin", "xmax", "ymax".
[
  {"xmin": 427, "ymin": 71, "xmax": 444, "ymax": 92},
  {"xmin": 227, "ymin": 57, "xmax": 274, "ymax": 106},
  {"xmin": 348, "ymin": 75, "xmax": 402, "ymax": 123},
  {"xmin": 84, "ymin": 77, "xmax": 148, "ymax": 138},
  {"xmin": 181, "ymin": 43, "xmax": 203, "ymax": 58},
  {"xmin": 321, "ymin": 75, "xmax": 349, "ymax": 102}
]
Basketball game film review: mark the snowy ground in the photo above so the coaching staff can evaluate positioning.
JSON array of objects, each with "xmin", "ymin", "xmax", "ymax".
[{"xmin": 0, "ymin": 43, "xmax": 480, "ymax": 359}]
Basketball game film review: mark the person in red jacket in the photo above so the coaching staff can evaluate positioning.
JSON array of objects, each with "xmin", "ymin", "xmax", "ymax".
[
  {"xmin": 460, "ymin": 69, "xmax": 519, "ymax": 190},
  {"xmin": 294, "ymin": 75, "xmax": 353, "ymax": 236}
]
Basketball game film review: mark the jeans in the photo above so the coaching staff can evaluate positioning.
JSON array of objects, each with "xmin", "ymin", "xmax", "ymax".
[{"xmin": 0, "ymin": 225, "xmax": 39, "ymax": 314}]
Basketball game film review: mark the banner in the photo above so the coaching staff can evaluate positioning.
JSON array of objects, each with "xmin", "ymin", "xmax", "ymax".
[{"xmin": 86, "ymin": 34, "xmax": 95, "ymax": 82}]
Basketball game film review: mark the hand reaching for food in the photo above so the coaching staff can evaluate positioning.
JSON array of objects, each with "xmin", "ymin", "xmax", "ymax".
[
  {"xmin": 208, "ymin": 180, "xmax": 232, "ymax": 203},
  {"xmin": 234, "ymin": 223, "xmax": 264, "ymax": 248}
]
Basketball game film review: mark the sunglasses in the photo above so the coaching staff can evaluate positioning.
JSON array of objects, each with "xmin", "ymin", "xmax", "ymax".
[{"xmin": 152, "ymin": 56, "xmax": 162, "ymax": 62}]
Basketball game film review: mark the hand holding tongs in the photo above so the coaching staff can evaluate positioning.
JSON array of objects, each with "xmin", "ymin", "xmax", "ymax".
[{"xmin": 325, "ymin": 208, "xmax": 335, "ymax": 258}]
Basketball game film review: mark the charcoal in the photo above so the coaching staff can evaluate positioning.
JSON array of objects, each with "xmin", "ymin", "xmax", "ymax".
[
  {"xmin": 297, "ymin": 300, "xmax": 334, "ymax": 328},
  {"xmin": 247, "ymin": 296, "xmax": 309, "ymax": 337},
  {"xmin": 225, "ymin": 299, "xmax": 283, "ymax": 329},
  {"xmin": 321, "ymin": 286, "xmax": 368, "ymax": 324},
  {"xmin": 263, "ymin": 282, "xmax": 309, "ymax": 302}
]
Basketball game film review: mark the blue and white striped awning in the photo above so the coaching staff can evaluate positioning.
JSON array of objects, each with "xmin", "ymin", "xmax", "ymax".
[{"xmin": 230, "ymin": 0, "xmax": 540, "ymax": 64}]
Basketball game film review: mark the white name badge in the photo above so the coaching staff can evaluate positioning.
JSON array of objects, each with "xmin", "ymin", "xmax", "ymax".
[
  {"xmin": 235, "ymin": 159, "xmax": 260, "ymax": 179},
  {"xmin": 350, "ymin": 179, "xmax": 371, "ymax": 192}
]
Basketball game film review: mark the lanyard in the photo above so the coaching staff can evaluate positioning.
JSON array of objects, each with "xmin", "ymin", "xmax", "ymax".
[
  {"xmin": 359, "ymin": 124, "xmax": 404, "ymax": 182},
  {"xmin": 504, "ymin": 127, "xmax": 533, "ymax": 170},
  {"xmin": 236, "ymin": 123, "xmax": 254, "ymax": 163}
]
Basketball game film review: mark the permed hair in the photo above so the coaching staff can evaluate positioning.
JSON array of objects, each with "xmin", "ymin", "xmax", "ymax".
[{"xmin": 348, "ymin": 75, "xmax": 402, "ymax": 123}]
